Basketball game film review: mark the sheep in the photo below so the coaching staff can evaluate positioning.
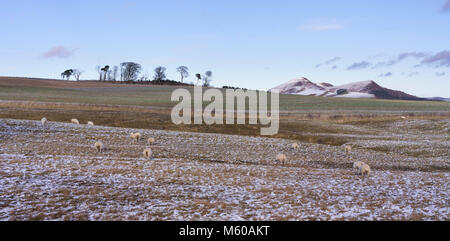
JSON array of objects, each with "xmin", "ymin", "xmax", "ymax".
[
  {"xmin": 276, "ymin": 154, "xmax": 287, "ymax": 165},
  {"xmin": 291, "ymin": 143, "xmax": 299, "ymax": 150},
  {"xmin": 401, "ymin": 116, "xmax": 407, "ymax": 120},
  {"xmin": 147, "ymin": 137, "xmax": 155, "ymax": 145},
  {"xmin": 71, "ymin": 118, "xmax": 80, "ymax": 125},
  {"xmin": 359, "ymin": 163, "xmax": 371, "ymax": 179},
  {"xmin": 353, "ymin": 161, "xmax": 365, "ymax": 175},
  {"xmin": 41, "ymin": 117, "xmax": 47, "ymax": 126},
  {"xmin": 143, "ymin": 148, "xmax": 152, "ymax": 159},
  {"xmin": 87, "ymin": 121, "xmax": 94, "ymax": 126},
  {"xmin": 94, "ymin": 141, "xmax": 104, "ymax": 153},
  {"xmin": 130, "ymin": 132, "xmax": 142, "ymax": 142},
  {"xmin": 344, "ymin": 145, "xmax": 352, "ymax": 154}
]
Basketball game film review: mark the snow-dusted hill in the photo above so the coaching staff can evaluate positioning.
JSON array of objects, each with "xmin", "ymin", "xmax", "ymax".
[
  {"xmin": 269, "ymin": 78, "xmax": 424, "ymax": 100},
  {"xmin": 427, "ymin": 97, "xmax": 450, "ymax": 102}
]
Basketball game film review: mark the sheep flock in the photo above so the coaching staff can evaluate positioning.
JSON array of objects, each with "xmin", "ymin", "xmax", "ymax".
[{"xmin": 1, "ymin": 118, "xmax": 448, "ymax": 220}]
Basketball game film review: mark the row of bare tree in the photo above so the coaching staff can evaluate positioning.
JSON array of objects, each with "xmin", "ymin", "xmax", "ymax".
[{"xmin": 61, "ymin": 63, "xmax": 213, "ymax": 86}]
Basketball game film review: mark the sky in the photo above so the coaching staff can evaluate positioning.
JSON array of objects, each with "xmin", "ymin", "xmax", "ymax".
[{"xmin": 0, "ymin": 0, "xmax": 449, "ymax": 97}]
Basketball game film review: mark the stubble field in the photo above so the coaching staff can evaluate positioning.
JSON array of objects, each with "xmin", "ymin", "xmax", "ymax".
[
  {"xmin": 0, "ymin": 119, "xmax": 448, "ymax": 220},
  {"xmin": 0, "ymin": 77, "xmax": 448, "ymax": 220}
]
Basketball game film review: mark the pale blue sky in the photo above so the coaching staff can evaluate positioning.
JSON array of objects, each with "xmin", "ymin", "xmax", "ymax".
[{"xmin": 0, "ymin": 0, "xmax": 449, "ymax": 97}]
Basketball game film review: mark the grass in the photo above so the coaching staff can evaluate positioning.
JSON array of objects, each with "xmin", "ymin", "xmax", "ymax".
[
  {"xmin": 0, "ymin": 119, "xmax": 448, "ymax": 220},
  {"xmin": 1, "ymin": 84, "xmax": 449, "ymax": 112},
  {"xmin": 0, "ymin": 76, "xmax": 449, "ymax": 112},
  {"xmin": 0, "ymin": 77, "xmax": 449, "ymax": 147}
]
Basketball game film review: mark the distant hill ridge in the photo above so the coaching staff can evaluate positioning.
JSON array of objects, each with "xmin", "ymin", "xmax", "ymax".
[{"xmin": 269, "ymin": 77, "xmax": 428, "ymax": 101}]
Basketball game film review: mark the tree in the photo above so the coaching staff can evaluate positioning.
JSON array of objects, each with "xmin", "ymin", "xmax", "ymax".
[
  {"xmin": 139, "ymin": 73, "xmax": 150, "ymax": 82},
  {"xmin": 101, "ymin": 65, "xmax": 110, "ymax": 81},
  {"xmin": 120, "ymin": 62, "xmax": 142, "ymax": 81},
  {"xmin": 112, "ymin": 66, "xmax": 119, "ymax": 81},
  {"xmin": 176, "ymin": 66, "xmax": 189, "ymax": 83},
  {"xmin": 195, "ymin": 73, "xmax": 202, "ymax": 86},
  {"xmin": 72, "ymin": 69, "xmax": 83, "ymax": 81},
  {"xmin": 61, "ymin": 69, "xmax": 74, "ymax": 80},
  {"xmin": 203, "ymin": 70, "xmax": 213, "ymax": 87},
  {"xmin": 96, "ymin": 66, "xmax": 103, "ymax": 80},
  {"xmin": 153, "ymin": 66, "xmax": 167, "ymax": 81}
]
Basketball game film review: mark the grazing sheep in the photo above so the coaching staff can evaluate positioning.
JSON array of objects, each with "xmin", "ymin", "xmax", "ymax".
[
  {"xmin": 353, "ymin": 161, "xmax": 365, "ymax": 175},
  {"xmin": 291, "ymin": 143, "xmax": 299, "ymax": 150},
  {"xmin": 148, "ymin": 137, "xmax": 155, "ymax": 145},
  {"xmin": 359, "ymin": 163, "xmax": 371, "ymax": 179},
  {"xmin": 130, "ymin": 132, "xmax": 141, "ymax": 142},
  {"xmin": 71, "ymin": 119, "xmax": 80, "ymax": 125},
  {"xmin": 41, "ymin": 117, "xmax": 47, "ymax": 126},
  {"xmin": 143, "ymin": 148, "xmax": 152, "ymax": 159},
  {"xmin": 344, "ymin": 145, "xmax": 352, "ymax": 154},
  {"xmin": 276, "ymin": 154, "xmax": 287, "ymax": 165},
  {"xmin": 87, "ymin": 121, "xmax": 94, "ymax": 126},
  {"xmin": 94, "ymin": 141, "xmax": 104, "ymax": 153},
  {"xmin": 401, "ymin": 116, "xmax": 407, "ymax": 120}
]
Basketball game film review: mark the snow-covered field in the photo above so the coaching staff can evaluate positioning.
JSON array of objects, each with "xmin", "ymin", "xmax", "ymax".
[{"xmin": 0, "ymin": 119, "xmax": 448, "ymax": 220}]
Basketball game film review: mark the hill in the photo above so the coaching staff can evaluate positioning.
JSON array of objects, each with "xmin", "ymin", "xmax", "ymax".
[{"xmin": 270, "ymin": 78, "xmax": 426, "ymax": 101}]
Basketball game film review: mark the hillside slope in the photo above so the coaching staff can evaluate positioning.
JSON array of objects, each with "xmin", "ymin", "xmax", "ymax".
[{"xmin": 270, "ymin": 78, "xmax": 426, "ymax": 100}]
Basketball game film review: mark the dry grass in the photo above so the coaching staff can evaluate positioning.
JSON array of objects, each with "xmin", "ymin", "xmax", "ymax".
[
  {"xmin": 0, "ymin": 119, "xmax": 448, "ymax": 221},
  {"xmin": 0, "ymin": 78, "xmax": 449, "ymax": 220},
  {"xmin": 2, "ymin": 100, "xmax": 449, "ymax": 148}
]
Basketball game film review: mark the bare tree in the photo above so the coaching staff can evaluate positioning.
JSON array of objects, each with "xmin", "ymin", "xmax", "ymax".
[
  {"xmin": 107, "ymin": 69, "xmax": 113, "ymax": 80},
  {"xmin": 112, "ymin": 66, "xmax": 119, "ymax": 81},
  {"xmin": 61, "ymin": 69, "xmax": 74, "ymax": 80},
  {"xmin": 96, "ymin": 66, "xmax": 103, "ymax": 80},
  {"xmin": 101, "ymin": 65, "xmax": 110, "ymax": 81},
  {"xmin": 72, "ymin": 69, "xmax": 83, "ymax": 81},
  {"xmin": 120, "ymin": 62, "xmax": 142, "ymax": 81},
  {"xmin": 195, "ymin": 73, "xmax": 202, "ymax": 86},
  {"xmin": 203, "ymin": 70, "xmax": 213, "ymax": 87},
  {"xmin": 176, "ymin": 66, "xmax": 189, "ymax": 83},
  {"xmin": 139, "ymin": 73, "xmax": 151, "ymax": 82},
  {"xmin": 153, "ymin": 66, "xmax": 167, "ymax": 81}
]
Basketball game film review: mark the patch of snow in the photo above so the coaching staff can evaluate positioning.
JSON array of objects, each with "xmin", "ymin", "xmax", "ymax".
[{"xmin": 335, "ymin": 92, "xmax": 376, "ymax": 98}]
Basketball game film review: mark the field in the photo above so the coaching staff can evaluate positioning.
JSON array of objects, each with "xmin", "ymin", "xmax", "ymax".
[
  {"xmin": 1, "ymin": 77, "xmax": 449, "ymax": 146},
  {"xmin": 0, "ymin": 77, "xmax": 449, "ymax": 220}
]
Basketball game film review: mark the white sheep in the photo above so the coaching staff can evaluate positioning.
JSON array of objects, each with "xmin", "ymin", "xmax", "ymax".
[
  {"xmin": 143, "ymin": 148, "xmax": 152, "ymax": 159},
  {"xmin": 147, "ymin": 137, "xmax": 155, "ymax": 145},
  {"xmin": 344, "ymin": 145, "xmax": 352, "ymax": 154},
  {"xmin": 41, "ymin": 117, "xmax": 47, "ymax": 126},
  {"xmin": 130, "ymin": 132, "xmax": 141, "ymax": 142},
  {"xmin": 353, "ymin": 161, "xmax": 365, "ymax": 175},
  {"xmin": 94, "ymin": 141, "xmax": 104, "ymax": 153},
  {"xmin": 87, "ymin": 121, "xmax": 94, "ymax": 126},
  {"xmin": 359, "ymin": 163, "xmax": 371, "ymax": 179},
  {"xmin": 276, "ymin": 154, "xmax": 287, "ymax": 165},
  {"xmin": 401, "ymin": 116, "xmax": 407, "ymax": 120},
  {"xmin": 291, "ymin": 143, "xmax": 299, "ymax": 150},
  {"xmin": 71, "ymin": 118, "xmax": 80, "ymax": 125}
]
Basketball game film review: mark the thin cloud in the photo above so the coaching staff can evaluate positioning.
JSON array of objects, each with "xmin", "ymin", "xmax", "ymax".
[
  {"xmin": 315, "ymin": 57, "xmax": 341, "ymax": 68},
  {"xmin": 372, "ymin": 52, "xmax": 428, "ymax": 69},
  {"xmin": 372, "ymin": 59, "xmax": 396, "ymax": 69},
  {"xmin": 443, "ymin": 0, "xmax": 450, "ymax": 12},
  {"xmin": 421, "ymin": 50, "xmax": 450, "ymax": 67},
  {"xmin": 406, "ymin": 71, "xmax": 420, "ymax": 77},
  {"xmin": 397, "ymin": 51, "xmax": 428, "ymax": 61},
  {"xmin": 300, "ymin": 20, "xmax": 343, "ymax": 31},
  {"xmin": 346, "ymin": 61, "xmax": 371, "ymax": 70},
  {"xmin": 41, "ymin": 46, "xmax": 76, "ymax": 59},
  {"xmin": 378, "ymin": 72, "xmax": 393, "ymax": 78},
  {"xmin": 436, "ymin": 72, "xmax": 446, "ymax": 76}
]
